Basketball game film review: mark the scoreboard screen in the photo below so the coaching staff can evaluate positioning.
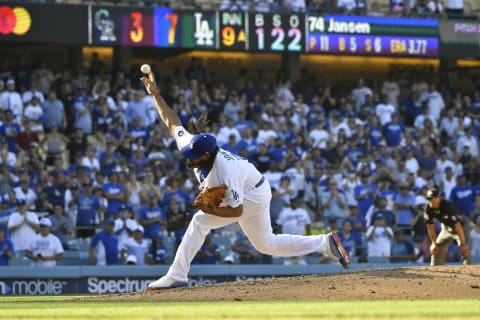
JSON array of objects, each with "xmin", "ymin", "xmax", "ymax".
[
  {"xmin": 1, "ymin": 3, "xmax": 441, "ymax": 58},
  {"xmin": 249, "ymin": 13, "xmax": 305, "ymax": 52}
]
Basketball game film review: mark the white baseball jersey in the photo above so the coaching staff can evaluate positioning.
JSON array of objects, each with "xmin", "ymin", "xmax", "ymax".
[
  {"xmin": 165, "ymin": 126, "xmax": 333, "ymax": 283},
  {"xmin": 174, "ymin": 126, "xmax": 264, "ymax": 210}
]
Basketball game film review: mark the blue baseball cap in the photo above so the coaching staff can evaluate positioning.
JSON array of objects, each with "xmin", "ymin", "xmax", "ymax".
[{"xmin": 180, "ymin": 134, "xmax": 217, "ymax": 160}]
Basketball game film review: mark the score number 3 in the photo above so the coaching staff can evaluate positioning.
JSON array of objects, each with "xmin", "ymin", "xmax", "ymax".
[{"xmin": 130, "ymin": 12, "xmax": 144, "ymax": 43}]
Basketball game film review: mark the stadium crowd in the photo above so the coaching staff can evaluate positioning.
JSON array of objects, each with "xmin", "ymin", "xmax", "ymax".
[{"xmin": 0, "ymin": 52, "xmax": 479, "ymax": 267}]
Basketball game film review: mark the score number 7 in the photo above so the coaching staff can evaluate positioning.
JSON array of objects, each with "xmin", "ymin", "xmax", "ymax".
[{"xmin": 166, "ymin": 13, "xmax": 178, "ymax": 45}]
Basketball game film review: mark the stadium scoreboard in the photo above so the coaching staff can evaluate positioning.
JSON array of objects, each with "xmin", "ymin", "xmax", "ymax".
[
  {"xmin": 0, "ymin": 3, "xmax": 441, "ymax": 57},
  {"xmin": 90, "ymin": 9, "xmax": 440, "ymax": 57}
]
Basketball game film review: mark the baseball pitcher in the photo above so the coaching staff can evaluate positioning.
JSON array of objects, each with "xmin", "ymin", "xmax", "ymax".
[{"xmin": 140, "ymin": 71, "xmax": 350, "ymax": 290}]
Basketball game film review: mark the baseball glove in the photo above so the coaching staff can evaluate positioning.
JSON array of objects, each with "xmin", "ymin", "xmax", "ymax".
[{"xmin": 193, "ymin": 185, "xmax": 228, "ymax": 208}]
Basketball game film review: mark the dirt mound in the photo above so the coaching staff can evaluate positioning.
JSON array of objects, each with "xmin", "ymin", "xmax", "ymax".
[{"xmin": 91, "ymin": 265, "xmax": 480, "ymax": 301}]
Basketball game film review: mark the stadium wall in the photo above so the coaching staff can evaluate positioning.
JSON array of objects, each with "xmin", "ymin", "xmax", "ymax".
[{"xmin": 0, "ymin": 263, "xmax": 416, "ymax": 295}]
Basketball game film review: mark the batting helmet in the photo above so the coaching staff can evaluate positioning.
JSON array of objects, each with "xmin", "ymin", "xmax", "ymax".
[{"xmin": 426, "ymin": 188, "xmax": 440, "ymax": 200}]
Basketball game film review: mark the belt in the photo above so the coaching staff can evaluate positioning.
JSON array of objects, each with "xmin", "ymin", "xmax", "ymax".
[{"xmin": 254, "ymin": 176, "xmax": 265, "ymax": 188}]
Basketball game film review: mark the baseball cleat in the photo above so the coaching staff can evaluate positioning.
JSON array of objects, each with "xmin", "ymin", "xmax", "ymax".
[
  {"xmin": 147, "ymin": 276, "xmax": 188, "ymax": 291},
  {"xmin": 327, "ymin": 232, "xmax": 351, "ymax": 269}
]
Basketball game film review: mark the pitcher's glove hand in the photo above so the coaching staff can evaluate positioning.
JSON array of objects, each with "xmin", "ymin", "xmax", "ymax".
[{"xmin": 193, "ymin": 185, "xmax": 228, "ymax": 208}]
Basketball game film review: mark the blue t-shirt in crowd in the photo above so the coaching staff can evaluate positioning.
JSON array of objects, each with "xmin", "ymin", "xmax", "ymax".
[
  {"xmin": 128, "ymin": 125, "xmax": 150, "ymax": 141},
  {"xmin": 0, "ymin": 239, "xmax": 14, "ymax": 266},
  {"xmin": 139, "ymin": 205, "xmax": 166, "ymax": 239},
  {"xmin": 337, "ymin": 231, "xmax": 363, "ymax": 256},
  {"xmin": 44, "ymin": 185, "xmax": 66, "ymax": 207},
  {"xmin": 383, "ymin": 121, "xmax": 405, "ymax": 147},
  {"xmin": 393, "ymin": 192, "xmax": 416, "ymax": 226},
  {"xmin": 128, "ymin": 155, "xmax": 148, "ymax": 169},
  {"xmin": 378, "ymin": 189, "xmax": 397, "ymax": 205},
  {"xmin": 367, "ymin": 125, "xmax": 383, "ymax": 148},
  {"xmin": 354, "ymin": 183, "xmax": 376, "ymax": 218},
  {"xmin": 99, "ymin": 151, "xmax": 121, "ymax": 174},
  {"xmin": 76, "ymin": 194, "xmax": 101, "ymax": 226},
  {"xmin": 0, "ymin": 123, "xmax": 21, "ymax": 153},
  {"xmin": 90, "ymin": 230, "xmax": 119, "ymax": 265},
  {"xmin": 103, "ymin": 183, "xmax": 124, "ymax": 215},
  {"xmin": 418, "ymin": 155, "xmax": 436, "ymax": 172},
  {"xmin": 450, "ymin": 185, "xmax": 474, "ymax": 216},
  {"xmin": 269, "ymin": 146, "xmax": 286, "ymax": 164}
]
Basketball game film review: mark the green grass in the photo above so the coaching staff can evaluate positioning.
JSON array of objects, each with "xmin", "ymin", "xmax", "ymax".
[{"xmin": 0, "ymin": 297, "xmax": 479, "ymax": 319}]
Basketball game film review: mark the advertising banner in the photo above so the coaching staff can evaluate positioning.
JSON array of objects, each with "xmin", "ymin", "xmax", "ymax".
[{"xmin": 0, "ymin": 275, "xmax": 275, "ymax": 295}]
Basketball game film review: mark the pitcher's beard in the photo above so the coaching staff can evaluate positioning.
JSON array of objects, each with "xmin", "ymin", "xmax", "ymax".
[{"xmin": 186, "ymin": 155, "xmax": 215, "ymax": 170}]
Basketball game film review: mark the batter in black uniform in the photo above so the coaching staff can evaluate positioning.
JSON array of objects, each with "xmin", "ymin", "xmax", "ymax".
[{"xmin": 424, "ymin": 188, "xmax": 472, "ymax": 265}]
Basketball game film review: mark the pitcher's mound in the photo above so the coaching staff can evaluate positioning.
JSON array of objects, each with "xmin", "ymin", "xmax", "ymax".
[{"xmin": 94, "ymin": 265, "xmax": 480, "ymax": 301}]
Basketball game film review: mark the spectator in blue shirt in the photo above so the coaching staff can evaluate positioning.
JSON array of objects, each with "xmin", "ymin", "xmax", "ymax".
[
  {"xmin": 370, "ymin": 195, "xmax": 396, "ymax": 228},
  {"xmin": 99, "ymin": 139, "xmax": 121, "ymax": 174},
  {"xmin": 450, "ymin": 175, "xmax": 475, "ymax": 217},
  {"xmin": 89, "ymin": 218, "xmax": 119, "ymax": 266},
  {"xmin": 148, "ymin": 233, "xmax": 167, "ymax": 265},
  {"xmin": 269, "ymin": 137, "xmax": 287, "ymax": 164},
  {"xmin": 417, "ymin": 143, "xmax": 437, "ymax": 179},
  {"xmin": 128, "ymin": 145, "xmax": 148, "ymax": 170},
  {"xmin": 383, "ymin": 113, "xmax": 405, "ymax": 147},
  {"xmin": 221, "ymin": 134, "xmax": 240, "ymax": 154},
  {"xmin": 0, "ymin": 197, "xmax": 13, "ymax": 236},
  {"xmin": 103, "ymin": 171, "xmax": 125, "ymax": 218},
  {"xmin": 393, "ymin": 181, "xmax": 416, "ymax": 232},
  {"xmin": 234, "ymin": 109, "xmax": 255, "ymax": 134},
  {"xmin": 354, "ymin": 172, "xmax": 377, "ymax": 219},
  {"xmin": 139, "ymin": 194, "xmax": 167, "ymax": 240},
  {"xmin": 345, "ymin": 137, "xmax": 364, "ymax": 169},
  {"xmin": 161, "ymin": 175, "xmax": 192, "ymax": 212},
  {"xmin": 365, "ymin": 115, "xmax": 383, "ymax": 150},
  {"xmin": 0, "ymin": 228, "xmax": 14, "ymax": 266},
  {"xmin": 44, "ymin": 171, "xmax": 66, "ymax": 207},
  {"xmin": 128, "ymin": 117, "xmax": 150, "ymax": 141},
  {"xmin": 389, "ymin": 230, "xmax": 416, "ymax": 263},
  {"xmin": 0, "ymin": 110, "xmax": 21, "ymax": 153},
  {"xmin": 75, "ymin": 181, "xmax": 102, "ymax": 238},
  {"xmin": 337, "ymin": 220, "xmax": 363, "ymax": 258}
]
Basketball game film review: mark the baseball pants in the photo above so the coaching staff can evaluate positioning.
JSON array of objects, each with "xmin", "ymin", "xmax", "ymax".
[
  {"xmin": 166, "ymin": 181, "xmax": 330, "ymax": 282},
  {"xmin": 431, "ymin": 224, "xmax": 472, "ymax": 265}
]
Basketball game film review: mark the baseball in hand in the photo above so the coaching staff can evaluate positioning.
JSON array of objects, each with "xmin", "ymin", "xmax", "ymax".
[{"xmin": 140, "ymin": 64, "xmax": 151, "ymax": 74}]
